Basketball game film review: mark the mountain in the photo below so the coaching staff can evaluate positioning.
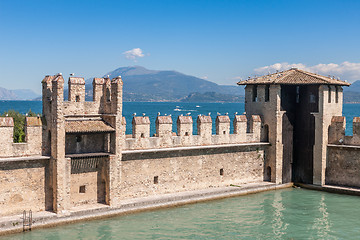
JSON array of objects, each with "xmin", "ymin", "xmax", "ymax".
[
  {"xmin": 343, "ymin": 80, "xmax": 360, "ymax": 103},
  {"xmin": 76, "ymin": 66, "xmax": 244, "ymax": 102},
  {"xmin": 180, "ymin": 92, "xmax": 244, "ymax": 103},
  {"xmin": 0, "ymin": 87, "xmax": 40, "ymax": 100}
]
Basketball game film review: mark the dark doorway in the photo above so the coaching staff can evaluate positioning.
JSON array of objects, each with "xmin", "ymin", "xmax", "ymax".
[{"xmin": 281, "ymin": 85, "xmax": 318, "ymax": 183}]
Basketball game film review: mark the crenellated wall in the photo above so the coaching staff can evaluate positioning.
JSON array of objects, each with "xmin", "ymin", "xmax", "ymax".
[
  {"xmin": 0, "ymin": 117, "xmax": 42, "ymax": 158},
  {"xmin": 326, "ymin": 116, "xmax": 360, "ymax": 188},
  {"xmin": 124, "ymin": 114, "xmax": 263, "ymax": 150}
]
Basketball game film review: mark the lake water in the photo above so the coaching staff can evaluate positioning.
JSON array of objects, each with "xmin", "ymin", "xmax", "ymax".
[
  {"xmin": 0, "ymin": 101, "xmax": 359, "ymax": 135},
  {"xmin": 1, "ymin": 188, "xmax": 360, "ymax": 239}
]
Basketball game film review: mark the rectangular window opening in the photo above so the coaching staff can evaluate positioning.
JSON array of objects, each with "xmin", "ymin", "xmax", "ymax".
[
  {"xmin": 265, "ymin": 85, "xmax": 270, "ymax": 102},
  {"xmin": 141, "ymin": 133, "xmax": 145, "ymax": 138},
  {"xmin": 79, "ymin": 185, "xmax": 86, "ymax": 193},
  {"xmin": 223, "ymin": 131, "xmax": 226, "ymax": 135},
  {"xmin": 76, "ymin": 95, "xmax": 80, "ymax": 102},
  {"xmin": 185, "ymin": 132, "xmax": 189, "ymax": 136},
  {"xmin": 328, "ymin": 86, "xmax": 331, "ymax": 103},
  {"xmin": 154, "ymin": 176, "xmax": 159, "ymax": 184},
  {"xmin": 220, "ymin": 168, "xmax": 224, "ymax": 176},
  {"xmin": 252, "ymin": 85, "xmax": 258, "ymax": 102},
  {"xmin": 335, "ymin": 87, "xmax": 339, "ymax": 103}
]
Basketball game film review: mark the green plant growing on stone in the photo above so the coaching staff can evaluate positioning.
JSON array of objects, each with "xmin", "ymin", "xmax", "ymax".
[{"xmin": 1, "ymin": 110, "xmax": 39, "ymax": 143}]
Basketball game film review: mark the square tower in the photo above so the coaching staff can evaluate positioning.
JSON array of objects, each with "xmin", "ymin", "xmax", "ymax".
[{"xmin": 238, "ymin": 68, "xmax": 350, "ymax": 185}]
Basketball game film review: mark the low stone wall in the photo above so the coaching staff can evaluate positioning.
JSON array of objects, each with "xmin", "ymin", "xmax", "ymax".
[
  {"xmin": 0, "ymin": 157, "xmax": 51, "ymax": 217},
  {"xmin": 120, "ymin": 144, "xmax": 267, "ymax": 200},
  {"xmin": 326, "ymin": 145, "xmax": 360, "ymax": 188}
]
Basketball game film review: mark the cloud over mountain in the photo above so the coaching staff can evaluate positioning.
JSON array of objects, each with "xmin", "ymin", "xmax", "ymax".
[
  {"xmin": 123, "ymin": 48, "xmax": 145, "ymax": 61},
  {"xmin": 254, "ymin": 61, "xmax": 360, "ymax": 83}
]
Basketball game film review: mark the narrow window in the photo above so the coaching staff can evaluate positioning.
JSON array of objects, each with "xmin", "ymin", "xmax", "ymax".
[
  {"xmin": 223, "ymin": 131, "xmax": 226, "ymax": 135},
  {"xmin": 141, "ymin": 133, "xmax": 145, "ymax": 138},
  {"xmin": 75, "ymin": 95, "xmax": 80, "ymax": 102},
  {"xmin": 328, "ymin": 86, "xmax": 331, "ymax": 103},
  {"xmin": 265, "ymin": 85, "xmax": 270, "ymax": 102},
  {"xmin": 154, "ymin": 176, "xmax": 159, "ymax": 184},
  {"xmin": 220, "ymin": 168, "xmax": 224, "ymax": 176},
  {"xmin": 79, "ymin": 185, "xmax": 86, "ymax": 193},
  {"xmin": 296, "ymin": 86, "xmax": 300, "ymax": 103},
  {"xmin": 76, "ymin": 135, "xmax": 82, "ymax": 142},
  {"xmin": 185, "ymin": 132, "xmax": 189, "ymax": 136},
  {"xmin": 335, "ymin": 87, "xmax": 339, "ymax": 103},
  {"xmin": 252, "ymin": 85, "xmax": 258, "ymax": 102},
  {"xmin": 106, "ymin": 88, "xmax": 111, "ymax": 102}
]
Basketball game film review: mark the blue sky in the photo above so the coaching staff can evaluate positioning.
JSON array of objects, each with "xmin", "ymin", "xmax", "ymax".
[{"xmin": 1, "ymin": 0, "xmax": 360, "ymax": 93}]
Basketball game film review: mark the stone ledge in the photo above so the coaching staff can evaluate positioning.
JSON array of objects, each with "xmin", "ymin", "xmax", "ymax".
[
  {"xmin": 295, "ymin": 183, "xmax": 360, "ymax": 196},
  {"xmin": 0, "ymin": 182, "xmax": 291, "ymax": 236},
  {"xmin": 0, "ymin": 155, "xmax": 50, "ymax": 163},
  {"xmin": 122, "ymin": 142, "xmax": 270, "ymax": 154},
  {"xmin": 328, "ymin": 144, "xmax": 360, "ymax": 149}
]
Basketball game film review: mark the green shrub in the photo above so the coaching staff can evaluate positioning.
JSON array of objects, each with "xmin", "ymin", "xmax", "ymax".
[{"xmin": 1, "ymin": 110, "xmax": 39, "ymax": 143}]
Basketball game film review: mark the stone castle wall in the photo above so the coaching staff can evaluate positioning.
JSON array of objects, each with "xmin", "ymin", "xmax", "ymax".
[{"xmin": 326, "ymin": 116, "xmax": 360, "ymax": 188}]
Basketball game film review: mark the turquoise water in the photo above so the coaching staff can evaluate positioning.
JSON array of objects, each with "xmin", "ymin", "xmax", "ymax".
[
  {"xmin": 2, "ymin": 188, "xmax": 360, "ymax": 239},
  {"xmin": 0, "ymin": 101, "xmax": 359, "ymax": 135}
]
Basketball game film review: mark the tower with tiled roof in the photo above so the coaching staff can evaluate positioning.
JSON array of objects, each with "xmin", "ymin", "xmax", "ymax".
[{"xmin": 237, "ymin": 68, "xmax": 350, "ymax": 185}]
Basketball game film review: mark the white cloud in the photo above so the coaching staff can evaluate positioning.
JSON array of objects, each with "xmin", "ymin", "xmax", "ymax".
[
  {"xmin": 123, "ymin": 48, "xmax": 145, "ymax": 61},
  {"xmin": 254, "ymin": 61, "xmax": 360, "ymax": 82},
  {"xmin": 201, "ymin": 76, "xmax": 208, "ymax": 80}
]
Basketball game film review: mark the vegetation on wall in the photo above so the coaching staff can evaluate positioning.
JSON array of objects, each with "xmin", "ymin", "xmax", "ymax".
[{"xmin": 1, "ymin": 110, "xmax": 38, "ymax": 143}]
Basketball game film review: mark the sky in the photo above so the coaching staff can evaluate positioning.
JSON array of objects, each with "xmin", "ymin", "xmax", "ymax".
[{"xmin": 1, "ymin": 0, "xmax": 360, "ymax": 93}]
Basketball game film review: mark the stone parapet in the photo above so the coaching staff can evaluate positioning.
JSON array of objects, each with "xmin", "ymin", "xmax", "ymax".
[
  {"xmin": 0, "ymin": 117, "xmax": 43, "ymax": 158},
  {"xmin": 124, "ymin": 114, "xmax": 264, "ymax": 150},
  {"xmin": 328, "ymin": 116, "xmax": 360, "ymax": 145}
]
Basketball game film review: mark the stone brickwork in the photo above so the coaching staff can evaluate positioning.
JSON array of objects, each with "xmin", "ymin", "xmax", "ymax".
[
  {"xmin": 1, "ymin": 68, "xmax": 357, "ymax": 221},
  {"xmin": 326, "ymin": 116, "xmax": 360, "ymax": 188},
  {"xmin": 0, "ymin": 158, "xmax": 50, "ymax": 216},
  {"xmin": 120, "ymin": 145, "xmax": 265, "ymax": 199}
]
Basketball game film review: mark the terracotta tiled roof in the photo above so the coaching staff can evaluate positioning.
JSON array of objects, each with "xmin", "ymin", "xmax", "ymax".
[
  {"xmin": 237, "ymin": 68, "xmax": 350, "ymax": 86},
  {"xmin": 216, "ymin": 115, "xmax": 230, "ymax": 123},
  {"xmin": 234, "ymin": 115, "xmax": 247, "ymax": 122},
  {"xmin": 197, "ymin": 115, "xmax": 212, "ymax": 123},
  {"xmin": 68, "ymin": 77, "xmax": 85, "ymax": 85},
  {"xmin": 26, "ymin": 117, "xmax": 42, "ymax": 126},
  {"xmin": 65, "ymin": 120, "xmax": 114, "ymax": 133},
  {"xmin": 0, "ymin": 117, "xmax": 14, "ymax": 127},
  {"xmin": 177, "ymin": 115, "xmax": 193, "ymax": 124},
  {"xmin": 156, "ymin": 116, "xmax": 173, "ymax": 124},
  {"xmin": 132, "ymin": 116, "xmax": 150, "ymax": 125}
]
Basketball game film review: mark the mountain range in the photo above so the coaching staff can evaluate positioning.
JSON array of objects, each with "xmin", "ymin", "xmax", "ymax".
[
  {"xmin": 0, "ymin": 88, "xmax": 40, "ymax": 100},
  {"xmin": 77, "ymin": 66, "xmax": 244, "ymax": 102},
  {"xmin": 0, "ymin": 66, "xmax": 359, "ymax": 103}
]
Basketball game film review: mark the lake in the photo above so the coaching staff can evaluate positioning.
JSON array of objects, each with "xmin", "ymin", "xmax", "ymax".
[
  {"xmin": 1, "ymin": 188, "xmax": 360, "ymax": 239},
  {"xmin": 0, "ymin": 101, "xmax": 359, "ymax": 135}
]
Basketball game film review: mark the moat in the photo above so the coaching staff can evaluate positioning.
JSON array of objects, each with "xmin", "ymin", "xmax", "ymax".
[{"xmin": 1, "ymin": 188, "xmax": 359, "ymax": 239}]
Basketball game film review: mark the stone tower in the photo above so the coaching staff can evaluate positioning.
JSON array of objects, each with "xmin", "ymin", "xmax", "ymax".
[
  {"xmin": 41, "ymin": 73, "xmax": 124, "ymax": 213},
  {"xmin": 238, "ymin": 68, "xmax": 350, "ymax": 185}
]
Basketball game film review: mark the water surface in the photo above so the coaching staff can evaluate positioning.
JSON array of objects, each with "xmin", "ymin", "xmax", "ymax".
[{"xmin": 2, "ymin": 188, "xmax": 359, "ymax": 239}]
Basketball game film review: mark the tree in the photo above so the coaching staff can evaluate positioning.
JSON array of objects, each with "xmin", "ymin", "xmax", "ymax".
[{"xmin": 1, "ymin": 110, "xmax": 39, "ymax": 143}]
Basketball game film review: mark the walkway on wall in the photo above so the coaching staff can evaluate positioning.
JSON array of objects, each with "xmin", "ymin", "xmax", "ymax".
[{"xmin": 0, "ymin": 181, "xmax": 291, "ymax": 236}]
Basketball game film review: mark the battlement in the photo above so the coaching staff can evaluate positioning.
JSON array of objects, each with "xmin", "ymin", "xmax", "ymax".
[
  {"xmin": 328, "ymin": 116, "xmax": 360, "ymax": 145},
  {"xmin": 42, "ymin": 74, "xmax": 123, "ymax": 116},
  {"xmin": 0, "ymin": 117, "xmax": 42, "ymax": 157},
  {"xmin": 124, "ymin": 114, "xmax": 264, "ymax": 150}
]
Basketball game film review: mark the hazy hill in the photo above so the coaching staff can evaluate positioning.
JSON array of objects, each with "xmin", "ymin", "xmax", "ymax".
[
  {"xmin": 77, "ymin": 66, "xmax": 244, "ymax": 102},
  {"xmin": 0, "ymin": 87, "xmax": 40, "ymax": 100}
]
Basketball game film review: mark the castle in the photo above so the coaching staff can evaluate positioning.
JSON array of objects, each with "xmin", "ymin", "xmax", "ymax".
[{"xmin": 0, "ymin": 68, "xmax": 359, "ymax": 220}]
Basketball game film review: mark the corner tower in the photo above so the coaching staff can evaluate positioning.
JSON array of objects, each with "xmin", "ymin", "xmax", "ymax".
[{"xmin": 238, "ymin": 68, "xmax": 350, "ymax": 185}]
